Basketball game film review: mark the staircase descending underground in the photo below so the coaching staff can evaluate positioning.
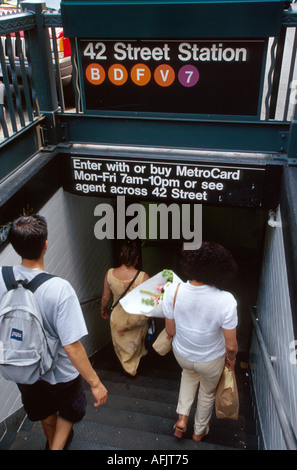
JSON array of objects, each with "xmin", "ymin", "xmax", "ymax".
[{"xmin": 1, "ymin": 342, "xmax": 258, "ymax": 451}]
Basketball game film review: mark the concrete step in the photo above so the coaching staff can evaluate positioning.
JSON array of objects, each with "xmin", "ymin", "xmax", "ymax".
[{"xmin": 3, "ymin": 343, "xmax": 258, "ymax": 451}]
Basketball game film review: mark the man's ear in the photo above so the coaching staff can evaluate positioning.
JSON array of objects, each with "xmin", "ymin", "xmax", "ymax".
[{"xmin": 43, "ymin": 239, "xmax": 48, "ymax": 253}]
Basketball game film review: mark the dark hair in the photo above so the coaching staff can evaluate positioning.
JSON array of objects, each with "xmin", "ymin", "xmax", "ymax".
[
  {"xmin": 119, "ymin": 240, "xmax": 140, "ymax": 267},
  {"xmin": 9, "ymin": 215, "xmax": 48, "ymax": 260},
  {"xmin": 181, "ymin": 241, "xmax": 237, "ymax": 290}
]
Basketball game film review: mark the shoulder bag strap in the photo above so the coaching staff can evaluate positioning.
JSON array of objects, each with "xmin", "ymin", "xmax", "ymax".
[
  {"xmin": 111, "ymin": 270, "xmax": 140, "ymax": 311},
  {"xmin": 173, "ymin": 283, "xmax": 181, "ymax": 309}
]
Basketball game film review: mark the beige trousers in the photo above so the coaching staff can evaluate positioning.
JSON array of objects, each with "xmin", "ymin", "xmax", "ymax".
[{"xmin": 173, "ymin": 349, "xmax": 225, "ymax": 435}]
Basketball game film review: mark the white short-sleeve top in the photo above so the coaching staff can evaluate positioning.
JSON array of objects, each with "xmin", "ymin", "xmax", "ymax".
[{"xmin": 163, "ymin": 281, "xmax": 238, "ymax": 363}]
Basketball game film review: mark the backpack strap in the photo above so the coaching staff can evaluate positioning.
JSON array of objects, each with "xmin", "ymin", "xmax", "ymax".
[
  {"xmin": 2, "ymin": 266, "xmax": 55, "ymax": 293},
  {"xmin": 26, "ymin": 273, "xmax": 55, "ymax": 293},
  {"xmin": 2, "ymin": 266, "xmax": 18, "ymax": 290}
]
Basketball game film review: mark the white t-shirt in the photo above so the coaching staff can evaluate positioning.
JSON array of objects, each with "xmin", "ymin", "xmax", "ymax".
[
  {"xmin": 163, "ymin": 281, "xmax": 238, "ymax": 363},
  {"xmin": 0, "ymin": 265, "xmax": 88, "ymax": 385}
]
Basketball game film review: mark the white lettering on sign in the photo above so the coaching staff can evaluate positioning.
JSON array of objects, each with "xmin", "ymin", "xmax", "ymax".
[
  {"xmin": 178, "ymin": 42, "xmax": 247, "ymax": 62},
  {"xmin": 83, "ymin": 41, "xmax": 248, "ymax": 63},
  {"xmin": 80, "ymin": 38, "xmax": 265, "ymax": 115},
  {"xmin": 113, "ymin": 42, "xmax": 171, "ymax": 61},
  {"xmin": 176, "ymin": 165, "xmax": 240, "ymax": 180},
  {"xmin": 83, "ymin": 42, "xmax": 107, "ymax": 60},
  {"xmin": 70, "ymin": 157, "xmax": 265, "ymax": 208}
]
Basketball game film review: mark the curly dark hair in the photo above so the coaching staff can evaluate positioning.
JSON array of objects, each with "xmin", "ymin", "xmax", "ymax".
[
  {"xmin": 180, "ymin": 241, "xmax": 237, "ymax": 290},
  {"xmin": 119, "ymin": 240, "xmax": 141, "ymax": 267}
]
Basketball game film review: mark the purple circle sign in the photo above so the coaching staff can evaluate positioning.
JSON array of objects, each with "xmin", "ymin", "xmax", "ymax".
[{"xmin": 178, "ymin": 65, "xmax": 200, "ymax": 87}]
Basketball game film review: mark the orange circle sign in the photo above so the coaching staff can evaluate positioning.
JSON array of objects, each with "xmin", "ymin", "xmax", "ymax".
[
  {"xmin": 154, "ymin": 64, "xmax": 175, "ymax": 87},
  {"xmin": 131, "ymin": 64, "xmax": 151, "ymax": 86},
  {"xmin": 108, "ymin": 64, "xmax": 128, "ymax": 86},
  {"xmin": 86, "ymin": 64, "xmax": 105, "ymax": 85}
]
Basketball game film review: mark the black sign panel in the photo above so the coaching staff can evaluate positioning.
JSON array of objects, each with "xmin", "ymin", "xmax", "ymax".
[
  {"xmin": 79, "ymin": 39, "xmax": 266, "ymax": 116},
  {"xmin": 63, "ymin": 156, "xmax": 280, "ymax": 208}
]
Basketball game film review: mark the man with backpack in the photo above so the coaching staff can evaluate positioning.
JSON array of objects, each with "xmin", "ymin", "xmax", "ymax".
[{"xmin": 0, "ymin": 214, "xmax": 108, "ymax": 450}]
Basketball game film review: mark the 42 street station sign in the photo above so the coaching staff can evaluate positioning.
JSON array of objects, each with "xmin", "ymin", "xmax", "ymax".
[{"xmin": 79, "ymin": 38, "xmax": 267, "ymax": 116}]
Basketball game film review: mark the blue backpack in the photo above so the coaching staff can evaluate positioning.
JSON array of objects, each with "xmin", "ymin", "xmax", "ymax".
[{"xmin": 0, "ymin": 267, "xmax": 59, "ymax": 384}]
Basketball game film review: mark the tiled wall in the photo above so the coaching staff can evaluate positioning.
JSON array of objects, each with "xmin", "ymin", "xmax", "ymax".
[
  {"xmin": 250, "ymin": 207, "xmax": 297, "ymax": 449},
  {"xmin": 0, "ymin": 188, "xmax": 114, "ymax": 427}
]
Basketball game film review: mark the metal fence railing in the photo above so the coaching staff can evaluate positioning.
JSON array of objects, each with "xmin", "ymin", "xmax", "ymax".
[
  {"xmin": 262, "ymin": 27, "xmax": 297, "ymax": 121},
  {"xmin": 0, "ymin": 8, "xmax": 41, "ymax": 142},
  {"xmin": 0, "ymin": 6, "xmax": 73, "ymax": 143}
]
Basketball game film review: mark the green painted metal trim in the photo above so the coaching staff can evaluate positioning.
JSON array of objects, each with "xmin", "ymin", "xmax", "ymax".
[
  {"xmin": 0, "ymin": 11, "xmax": 35, "ymax": 35},
  {"xmin": 61, "ymin": 0, "xmax": 285, "ymax": 39},
  {"xmin": 282, "ymin": 7, "xmax": 297, "ymax": 27},
  {"xmin": 58, "ymin": 113, "xmax": 290, "ymax": 155}
]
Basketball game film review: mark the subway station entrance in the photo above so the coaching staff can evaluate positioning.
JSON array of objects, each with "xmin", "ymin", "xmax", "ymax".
[
  {"xmin": 61, "ymin": 143, "xmax": 282, "ymax": 355},
  {"xmin": 1, "ymin": 0, "xmax": 297, "ymax": 451}
]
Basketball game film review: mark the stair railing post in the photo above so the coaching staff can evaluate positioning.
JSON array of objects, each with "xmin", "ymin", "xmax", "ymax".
[
  {"xmin": 21, "ymin": 0, "xmax": 60, "ymax": 148},
  {"xmin": 287, "ymin": 99, "xmax": 297, "ymax": 160}
]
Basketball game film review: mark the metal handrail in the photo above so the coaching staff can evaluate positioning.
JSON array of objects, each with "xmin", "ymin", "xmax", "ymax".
[
  {"xmin": 80, "ymin": 294, "xmax": 101, "ymax": 306},
  {"xmin": 251, "ymin": 310, "xmax": 297, "ymax": 450}
]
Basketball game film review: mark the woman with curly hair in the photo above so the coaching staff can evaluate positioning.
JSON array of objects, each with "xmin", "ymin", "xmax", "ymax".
[{"xmin": 163, "ymin": 241, "xmax": 238, "ymax": 442}]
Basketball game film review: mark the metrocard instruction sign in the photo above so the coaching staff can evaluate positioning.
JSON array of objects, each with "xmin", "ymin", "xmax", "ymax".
[
  {"xmin": 64, "ymin": 156, "xmax": 281, "ymax": 208},
  {"xmin": 79, "ymin": 38, "xmax": 266, "ymax": 116}
]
